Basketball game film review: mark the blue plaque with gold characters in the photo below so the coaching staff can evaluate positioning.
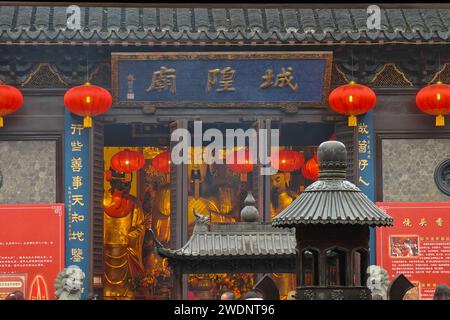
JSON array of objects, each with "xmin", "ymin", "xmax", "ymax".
[
  {"xmin": 64, "ymin": 109, "xmax": 91, "ymax": 299},
  {"xmin": 112, "ymin": 52, "xmax": 332, "ymax": 108}
]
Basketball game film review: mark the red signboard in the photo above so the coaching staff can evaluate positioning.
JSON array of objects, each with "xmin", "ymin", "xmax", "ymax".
[
  {"xmin": 0, "ymin": 204, "xmax": 65, "ymax": 300},
  {"xmin": 376, "ymin": 202, "xmax": 450, "ymax": 300}
]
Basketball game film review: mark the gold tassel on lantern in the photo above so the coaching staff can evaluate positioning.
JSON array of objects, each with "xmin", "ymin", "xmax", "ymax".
[
  {"xmin": 348, "ymin": 115, "xmax": 357, "ymax": 127},
  {"xmin": 0, "ymin": 116, "xmax": 3, "ymax": 128},
  {"xmin": 436, "ymin": 115, "xmax": 445, "ymax": 127},
  {"xmin": 84, "ymin": 116, "xmax": 93, "ymax": 128}
]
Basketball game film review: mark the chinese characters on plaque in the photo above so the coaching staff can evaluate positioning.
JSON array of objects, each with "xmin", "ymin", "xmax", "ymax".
[
  {"xmin": 64, "ymin": 111, "xmax": 90, "ymax": 296},
  {"xmin": 114, "ymin": 53, "xmax": 332, "ymax": 106},
  {"xmin": 143, "ymin": 66, "xmax": 300, "ymax": 95}
]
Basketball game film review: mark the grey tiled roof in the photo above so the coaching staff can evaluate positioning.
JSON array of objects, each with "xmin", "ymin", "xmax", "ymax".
[
  {"xmin": 1, "ymin": 6, "xmax": 450, "ymax": 44},
  {"xmin": 272, "ymin": 180, "xmax": 394, "ymax": 227},
  {"xmin": 157, "ymin": 222, "xmax": 296, "ymax": 258}
]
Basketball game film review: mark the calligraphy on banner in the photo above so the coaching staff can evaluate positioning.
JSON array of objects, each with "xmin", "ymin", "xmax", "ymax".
[
  {"xmin": 64, "ymin": 109, "xmax": 90, "ymax": 298},
  {"xmin": 357, "ymin": 112, "xmax": 374, "ymax": 196},
  {"xmin": 112, "ymin": 52, "xmax": 332, "ymax": 108}
]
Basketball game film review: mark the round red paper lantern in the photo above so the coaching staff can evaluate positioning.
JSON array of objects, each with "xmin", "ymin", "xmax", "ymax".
[
  {"xmin": 272, "ymin": 150, "xmax": 304, "ymax": 172},
  {"xmin": 416, "ymin": 82, "xmax": 450, "ymax": 126},
  {"xmin": 0, "ymin": 84, "xmax": 23, "ymax": 128},
  {"xmin": 110, "ymin": 149, "xmax": 145, "ymax": 173},
  {"xmin": 328, "ymin": 81, "xmax": 377, "ymax": 127},
  {"xmin": 64, "ymin": 82, "xmax": 112, "ymax": 128},
  {"xmin": 227, "ymin": 149, "xmax": 254, "ymax": 173},
  {"xmin": 152, "ymin": 151, "xmax": 171, "ymax": 174},
  {"xmin": 302, "ymin": 157, "xmax": 319, "ymax": 181}
]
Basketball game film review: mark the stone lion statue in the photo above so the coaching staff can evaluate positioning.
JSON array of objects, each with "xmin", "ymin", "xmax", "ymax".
[
  {"xmin": 54, "ymin": 265, "xmax": 85, "ymax": 300},
  {"xmin": 366, "ymin": 265, "xmax": 390, "ymax": 300}
]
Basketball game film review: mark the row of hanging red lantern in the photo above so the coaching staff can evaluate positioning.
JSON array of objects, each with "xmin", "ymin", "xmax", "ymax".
[
  {"xmin": 329, "ymin": 80, "xmax": 450, "ymax": 127},
  {"xmin": 2, "ymin": 80, "xmax": 448, "ymax": 130},
  {"xmin": 226, "ymin": 148, "xmax": 319, "ymax": 182},
  {"xmin": 0, "ymin": 82, "xmax": 113, "ymax": 129}
]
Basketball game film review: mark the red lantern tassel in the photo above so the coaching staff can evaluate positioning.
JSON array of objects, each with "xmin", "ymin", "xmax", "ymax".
[
  {"xmin": 0, "ymin": 116, "xmax": 3, "ymax": 128},
  {"xmin": 436, "ymin": 115, "xmax": 445, "ymax": 127}
]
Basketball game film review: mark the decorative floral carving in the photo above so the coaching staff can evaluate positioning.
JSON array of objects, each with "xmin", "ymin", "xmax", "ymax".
[{"xmin": 331, "ymin": 289, "xmax": 344, "ymax": 300}]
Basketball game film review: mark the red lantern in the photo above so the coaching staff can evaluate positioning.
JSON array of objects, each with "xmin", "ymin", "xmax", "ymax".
[
  {"xmin": 328, "ymin": 81, "xmax": 377, "ymax": 127},
  {"xmin": 0, "ymin": 84, "xmax": 23, "ymax": 128},
  {"xmin": 227, "ymin": 149, "xmax": 253, "ymax": 182},
  {"xmin": 272, "ymin": 150, "xmax": 304, "ymax": 172},
  {"xmin": 152, "ymin": 151, "xmax": 171, "ymax": 174},
  {"xmin": 64, "ymin": 82, "xmax": 112, "ymax": 128},
  {"xmin": 302, "ymin": 157, "xmax": 319, "ymax": 181},
  {"xmin": 110, "ymin": 149, "xmax": 145, "ymax": 173},
  {"xmin": 416, "ymin": 82, "xmax": 450, "ymax": 126}
]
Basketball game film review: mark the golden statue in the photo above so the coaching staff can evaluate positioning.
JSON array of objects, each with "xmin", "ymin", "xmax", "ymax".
[
  {"xmin": 269, "ymin": 172, "xmax": 298, "ymax": 299},
  {"xmin": 103, "ymin": 168, "xmax": 145, "ymax": 300},
  {"xmin": 151, "ymin": 184, "xmax": 171, "ymax": 244},
  {"xmin": 270, "ymin": 172, "xmax": 297, "ymax": 219}
]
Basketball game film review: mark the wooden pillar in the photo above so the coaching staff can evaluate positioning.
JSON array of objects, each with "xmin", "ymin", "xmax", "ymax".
[{"xmin": 169, "ymin": 120, "xmax": 189, "ymax": 299}]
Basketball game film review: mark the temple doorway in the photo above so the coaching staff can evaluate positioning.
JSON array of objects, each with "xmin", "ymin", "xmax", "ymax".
[{"xmin": 101, "ymin": 120, "xmax": 336, "ymax": 300}]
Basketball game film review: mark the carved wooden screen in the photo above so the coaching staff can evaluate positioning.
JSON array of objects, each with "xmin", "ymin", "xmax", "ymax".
[{"xmin": 90, "ymin": 119, "xmax": 104, "ymax": 296}]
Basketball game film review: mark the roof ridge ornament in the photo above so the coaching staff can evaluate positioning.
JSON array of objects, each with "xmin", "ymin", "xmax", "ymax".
[
  {"xmin": 241, "ymin": 191, "xmax": 260, "ymax": 222},
  {"xmin": 318, "ymin": 140, "xmax": 347, "ymax": 180},
  {"xmin": 193, "ymin": 209, "xmax": 210, "ymax": 233}
]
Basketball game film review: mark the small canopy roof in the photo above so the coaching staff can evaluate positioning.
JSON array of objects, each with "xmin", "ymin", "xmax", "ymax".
[{"xmin": 156, "ymin": 193, "xmax": 297, "ymax": 274}]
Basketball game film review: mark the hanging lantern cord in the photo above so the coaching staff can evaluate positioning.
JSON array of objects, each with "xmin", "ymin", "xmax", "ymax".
[{"xmin": 83, "ymin": 49, "xmax": 92, "ymax": 128}]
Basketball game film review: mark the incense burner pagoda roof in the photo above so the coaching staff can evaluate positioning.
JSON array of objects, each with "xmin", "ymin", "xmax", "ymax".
[
  {"xmin": 0, "ymin": 6, "xmax": 449, "ymax": 45},
  {"xmin": 272, "ymin": 141, "xmax": 394, "ymax": 228}
]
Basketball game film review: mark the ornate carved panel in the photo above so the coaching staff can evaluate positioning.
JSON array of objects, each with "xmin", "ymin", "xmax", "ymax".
[
  {"xmin": 428, "ymin": 63, "xmax": 450, "ymax": 85},
  {"xmin": 369, "ymin": 63, "xmax": 413, "ymax": 88},
  {"xmin": 0, "ymin": 45, "xmax": 447, "ymax": 89},
  {"xmin": 21, "ymin": 63, "xmax": 68, "ymax": 88},
  {"xmin": 331, "ymin": 64, "xmax": 350, "ymax": 87},
  {"xmin": 88, "ymin": 63, "xmax": 112, "ymax": 87}
]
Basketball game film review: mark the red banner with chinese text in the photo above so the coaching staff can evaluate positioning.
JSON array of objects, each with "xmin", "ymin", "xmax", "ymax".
[
  {"xmin": 0, "ymin": 204, "xmax": 65, "ymax": 300},
  {"xmin": 376, "ymin": 202, "xmax": 450, "ymax": 300}
]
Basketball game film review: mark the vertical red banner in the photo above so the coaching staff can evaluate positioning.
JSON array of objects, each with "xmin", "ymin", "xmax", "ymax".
[
  {"xmin": 0, "ymin": 204, "xmax": 65, "ymax": 300},
  {"xmin": 376, "ymin": 202, "xmax": 450, "ymax": 300}
]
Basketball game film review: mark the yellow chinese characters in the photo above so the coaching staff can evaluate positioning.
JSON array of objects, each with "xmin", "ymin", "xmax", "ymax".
[
  {"xmin": 147, "ymin": 67, "xmax": 176, "ymax": 93},
  {"xmin": 71, "ymin": 141, "xmax": 83, "ymax": 152},
  {"xmin": 71, "ymin": 213, "xmax": 85, "ymax": 223},
  {"xmin": 207, "ymin": 67, "xmax": 236, "ymax": 92},
  {"xmin": 70, "ymin": 124, "xmax": 84, "ymax": 136},
  {"xmin": 70, "ymin": 248, "xmax": 84, "ymax": 263},
  {"xmin": 358, "ymin": 123, "xmax": 369, "ymax": 135},
  {"xmin": 403, "ymin": 218, "xmax": 412, "ymax": 227},
  {"xmin": 69, "ymin": 231, "xmax": 85, "ymax": 242},
  {"xmin": 260, "ymin": 67, "xmax": 298, "ymax": 92},
  {"xmin": 71, "ymin": 157, "xmax": 83, "ymax": 173}
]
